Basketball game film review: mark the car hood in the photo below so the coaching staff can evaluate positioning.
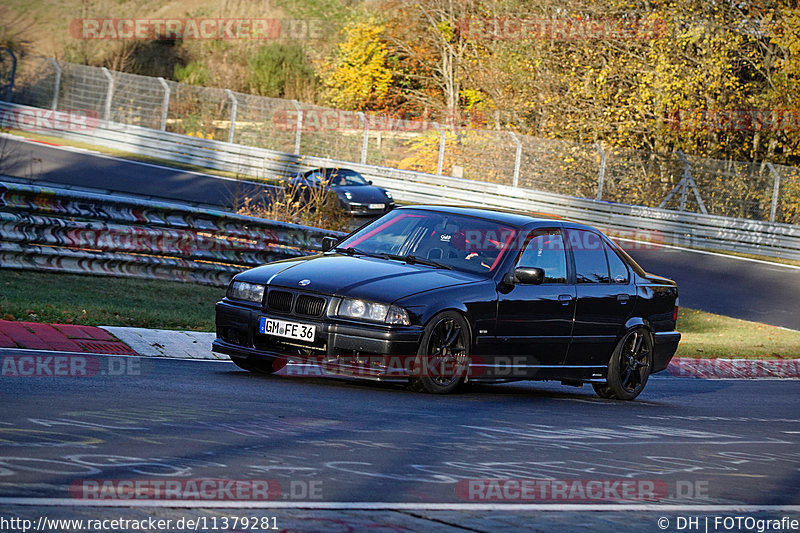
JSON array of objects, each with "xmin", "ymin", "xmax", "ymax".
[
  {"xmin": 334, "ymin": 186, "xmax": 390, "ymax": 203},
  {"xmin": 234, "ymin": 253, "xmax": 478, "ymax": 303}
]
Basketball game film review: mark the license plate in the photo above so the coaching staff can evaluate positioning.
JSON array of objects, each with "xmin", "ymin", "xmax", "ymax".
[
  {"xmin": 368, "ymin": 203, "xmax": 385, "ymax": 210},
  {"xmin": 259, "ymin": 317, "xmax": 316, "ymax": 342}
]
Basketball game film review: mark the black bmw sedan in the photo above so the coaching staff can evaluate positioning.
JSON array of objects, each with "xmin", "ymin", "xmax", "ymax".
[
  {"xmin": 289, "ymin": 167, "xmax": 395, "ymax": 216},
  {"xmin": 213, "ymin": 206, "xmax": 680, "ymax": 400}
]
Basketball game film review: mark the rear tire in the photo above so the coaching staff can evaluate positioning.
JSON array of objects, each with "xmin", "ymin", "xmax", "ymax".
[
  {"xmin": 593, "ymin": 328, "xmax": 653, "ymax": 401},
  {"xmin": 409, "ymin": 311, "xmax": 470, "ymax": 394}
]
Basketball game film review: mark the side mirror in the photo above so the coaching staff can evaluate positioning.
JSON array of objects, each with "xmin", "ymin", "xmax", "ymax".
[
  {"xmin": 368, "ymin": 180, "xmax": 373, "ymax": 185},
  {"xmin": 321, "ymin": 236, "xmax": 338, "ymax": 252},
  {"xmin": 513, "ymin": 267, "xmax": 545, "ymax": 285}
]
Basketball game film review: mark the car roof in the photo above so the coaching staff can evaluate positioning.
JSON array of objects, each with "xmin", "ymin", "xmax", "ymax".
[
  {"xmin": 396, "ymin": 204, "xmax": 593, "ymax": 229},
  {"xmin": 305, "ymin": 167, "xmax": 361, "ymax": 175}
]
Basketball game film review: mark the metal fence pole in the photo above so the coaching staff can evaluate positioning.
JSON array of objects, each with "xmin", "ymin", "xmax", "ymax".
[
  {"xmin": 659, "ymin": 151, "xmax": 707, "ymax": 215},
  {"xmin": 432, "ymin": 123, "xmax": 445, "ymax": 176},
  {"xmin": 358, "ymin": 111, "xmax": 369, "ymax": 165},
  {"xmin": 595, "ymin": 142, "xmax": 606, "ymax": 201},
  {"xmin": 100, "ymin": 67, "xmax": 113, "ymax": 122},
  {"xmin": 292, "ymin": 100, "xmax": 303, "ymax": 154},
  {"xmin": 48, "ymin": 58, "xmax": 61, "ymax": 110},
  {"xmin": 678, "ymin": 159, "xmax": 689, "ymax": 211},
  {"xmin": 767, "ymin": 163, "xmax": 781, "ymax": 222},
  {"xmin": 508, "ymin": 131, "xmax": 522, "ymax": 188},
  {"xmin": 224, "ymin": 89, "xmax": 237, "ymax": 143},
  {"xmin": 157, "ymin": 77, "xmax": 169, "ymax": 131}
]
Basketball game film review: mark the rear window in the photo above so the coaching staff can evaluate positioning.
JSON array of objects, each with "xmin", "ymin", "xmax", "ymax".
[{"xmin": 568, "ymin": 229, "xmax": 611, "ymax": 283}]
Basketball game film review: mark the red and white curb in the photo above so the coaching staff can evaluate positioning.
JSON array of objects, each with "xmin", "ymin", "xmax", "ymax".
[
  {"xmin": 666, "ymin": 357, "xmax": 800, "ymax": 379},
  {"xmin": 0, "ymin": 320, "xmax": 221, "ymax": 360},
  {"xmin": 101, "ymin": 326, "xmax": 221, "ymax": 360}
]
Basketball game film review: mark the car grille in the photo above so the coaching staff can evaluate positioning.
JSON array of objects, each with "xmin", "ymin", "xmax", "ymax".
[
  {"xmin": 264, "ymin": 289, "xmax": 328, "ymax": 317},
  {"xmin": 267, "ymin": 290, "xmax": 293, "ymax": 313},
  {"xmin": 295, "ymin": 295, "xmax": 326, "ymax": 317}
]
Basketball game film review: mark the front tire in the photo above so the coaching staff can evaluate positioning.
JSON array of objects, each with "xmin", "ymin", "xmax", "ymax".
[
  {"xmin": 409, "ymin": 311, "xmax": 471, "ymax": 394},
  {"xmin": 593, "ymin": 328, "xmax": 653, "ymax": 400}
]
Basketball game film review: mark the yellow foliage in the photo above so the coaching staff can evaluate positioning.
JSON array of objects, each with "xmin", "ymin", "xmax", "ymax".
[
  {"xmin": 320, "ymin": 20, "xmax": 393, "ymax": 111},
  {"xmin": 186, "ymin": 131, "xmax": 214, "ymax": 139}
]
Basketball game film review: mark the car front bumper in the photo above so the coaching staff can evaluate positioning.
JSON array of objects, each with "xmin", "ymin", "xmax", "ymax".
[
  {"xmin": 343, "ymin": 202, "xmax": 394, "ymax": 216},
  {"xmin": 213, "ymin": 300, "xmax": 423, "ymax": 377}
]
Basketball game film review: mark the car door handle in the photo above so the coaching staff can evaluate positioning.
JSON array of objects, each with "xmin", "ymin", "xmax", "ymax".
[
  {"xmin": 617, "ymin": 294, "xmax": 631, "ymax": 304},
  {"xmin": 558, "ymin": 294, "xmax": 573, "ymax": 306}
]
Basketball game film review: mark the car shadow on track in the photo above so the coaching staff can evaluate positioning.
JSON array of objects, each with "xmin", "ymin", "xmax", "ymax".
[{"xmin": 216, "ymin": 365, "xmax": 696, "ymax": 405}]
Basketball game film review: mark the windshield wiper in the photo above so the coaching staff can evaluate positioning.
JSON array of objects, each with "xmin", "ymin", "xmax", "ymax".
[
  {"xmin": 334, "ymin": 247, "xmax": 383, "ymax": 259},
  {"xmin": 381, "ymin": 253, "xmax": 453, "ymax": 270},
  {"xmin": 336, "ymin": 248, "xmax": 453, "ymax": 270}
]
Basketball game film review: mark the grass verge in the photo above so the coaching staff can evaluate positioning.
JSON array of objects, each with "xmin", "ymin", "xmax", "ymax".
[
  {"xmin": 675, "ymin": 308, "xmax": 800, "ymax": 359},
  {"xmin": 0, "ymin": 269, "xmax": 221, "ymax": 331},
  {"xmin": 2, "ymin": 269, "xmax": 798, "ymax": 358}
]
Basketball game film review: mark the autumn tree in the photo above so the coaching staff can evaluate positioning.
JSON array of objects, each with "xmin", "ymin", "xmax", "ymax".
[{"xmin": 319, "ymin": 19, "xmax": 393, "ymax": 111}]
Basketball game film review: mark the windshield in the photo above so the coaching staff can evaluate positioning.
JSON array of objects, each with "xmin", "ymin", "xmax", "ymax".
[
  {"xmin": 300, "ymin": 169, "xmax": 368, "ymax": 187},
  {"xmin": 326, "ymin": 169, "xmax": 367, "ymax": 186},
  {"xmin": 336, "ymin": 209, "xmax": 519, "ymax": 275}
]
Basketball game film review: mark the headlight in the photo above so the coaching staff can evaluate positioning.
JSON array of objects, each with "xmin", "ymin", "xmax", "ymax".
[
  {"xmin": 337, "ymin": 299, "xmax": 410, "ymax": 325},
  {"xmin": 384, "ymin": 190, "xmax": 393, "ymax": 199},
  {"xmin": 227, "ymin": 281, "xmax": 265, "ymax": 303},
  {"xmin": 344, "ymin": 191, "xmax": 353, "ymax": 200}
]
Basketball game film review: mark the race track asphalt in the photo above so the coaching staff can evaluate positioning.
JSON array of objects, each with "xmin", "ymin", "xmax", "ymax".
[{"xmin": 1, "ymin": 355, "xmax": 798, "ymax": 531}]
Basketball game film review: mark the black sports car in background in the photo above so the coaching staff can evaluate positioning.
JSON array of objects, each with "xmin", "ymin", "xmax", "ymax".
[
  {"xmin": 213, "ymin": 206, "xmax": 680, "ymax": 400},
  {"xmin": 289, "ymin": 167, "xmax": 395, "ymax": 216}
]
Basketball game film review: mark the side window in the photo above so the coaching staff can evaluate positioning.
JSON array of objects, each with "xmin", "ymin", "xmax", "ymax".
[
  {"xmin": 306, "ymin": 171, "xmax": 324, "ymax": 184},
  {"xmin": 517, "ymin": 229, "xmax": 567, "ymax": 283},
  {"xmin": 568, "ymin": 229, "xmax": 610, "ymax": 283},
  {"xmin": 605, "ymin": 242, "xmax": 630, "ymax": 284}
]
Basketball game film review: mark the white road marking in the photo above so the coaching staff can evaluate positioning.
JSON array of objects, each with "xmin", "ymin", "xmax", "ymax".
[{"xmin": 0, "ymin": 499, "xmax": 799, "ymax": 511}]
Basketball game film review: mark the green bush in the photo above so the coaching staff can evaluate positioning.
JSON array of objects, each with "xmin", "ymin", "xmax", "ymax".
[
  {"xmin": 246, "ymin": 43, "xmax": 315, "ymax": 99},
  {"xmin": 174, "ymin": 60, "xmax": 209, "ymax": 86}
]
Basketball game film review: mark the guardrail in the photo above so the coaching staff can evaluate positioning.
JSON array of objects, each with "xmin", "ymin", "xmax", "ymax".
[
  {"xmin": 1, "ymin": 101, "xmax": 799, "ymax": 261},
  {"xmin": 0, "ymin": 179, "xmax": 344, "ymax": 286}
]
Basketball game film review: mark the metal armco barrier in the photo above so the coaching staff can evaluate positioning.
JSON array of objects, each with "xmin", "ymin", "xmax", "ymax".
[
  {"xmin": 1, "ymin": 100, "xmax": 799, "ymax": 261},
  {"xmin": 0, "ymin": 180, "xmax": 345, "ymax": 286}
]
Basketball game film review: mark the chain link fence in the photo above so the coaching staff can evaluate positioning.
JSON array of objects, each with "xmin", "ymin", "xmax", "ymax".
[{"xmin": 4, "ymin": 53, "xmax": 798, "ymax": 225}]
